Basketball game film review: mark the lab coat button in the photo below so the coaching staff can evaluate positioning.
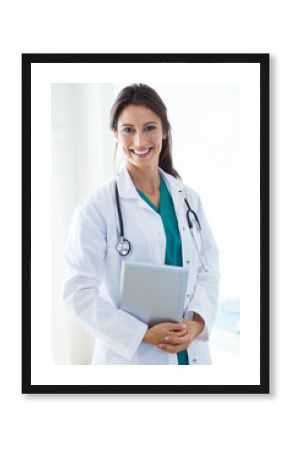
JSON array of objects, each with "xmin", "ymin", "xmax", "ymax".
[
  {"xmin": 186, "ymin": 260, "xmax": 190, "ymax": 264},
  {"xmin": 192, "ymin": 358, "xmax": 197, "ymax": 363}
]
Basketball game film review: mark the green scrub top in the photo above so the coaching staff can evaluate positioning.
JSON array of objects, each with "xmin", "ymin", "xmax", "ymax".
[{"xmin": 136, "ymin": 176, "xmax": 189, "ymax": 365}]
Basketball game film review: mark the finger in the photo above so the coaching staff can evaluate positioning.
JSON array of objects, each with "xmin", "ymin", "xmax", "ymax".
[
  {"xmin": 163, "ymin": 335, "xmax": 191, "ymax": 345},
  {"xmin": 158, "ymin": 343, "xmax": 187, "ymax": 354},
  {"xmin": 166, "ymin": 329, "xmax": 188, "ymax": 338},
  {"xmin": 168, "ymin": 322, "xmax": 187, "ymax": 332}
]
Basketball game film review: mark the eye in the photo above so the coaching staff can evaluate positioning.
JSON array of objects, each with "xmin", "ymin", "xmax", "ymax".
[
  {"xmin": 123, "ymin": 127, "xmax": 133, "ymax": 133},
  {"xmin": 145, "ymin": 125, "xmax": 156, "ymax": 131}
]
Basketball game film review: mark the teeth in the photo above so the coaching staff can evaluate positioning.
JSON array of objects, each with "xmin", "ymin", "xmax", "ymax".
[{"xmin": 133, "ymin": 148, "xmax": 151, "ymax": 155}]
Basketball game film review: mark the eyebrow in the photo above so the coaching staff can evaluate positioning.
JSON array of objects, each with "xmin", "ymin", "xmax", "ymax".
[{"xmin": 121, "ymin": 121, "xmax": 158, "ymax": 127}]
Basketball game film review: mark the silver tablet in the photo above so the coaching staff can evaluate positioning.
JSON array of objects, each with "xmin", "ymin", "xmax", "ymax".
[{"xmin": 119, "ymin": 261, "xmax": 189, "ymax": 326}]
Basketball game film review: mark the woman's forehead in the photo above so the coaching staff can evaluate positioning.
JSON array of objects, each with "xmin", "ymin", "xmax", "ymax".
[{"xmin": 118, "ymin": 104, "xmax": 161, "ymax": 125}]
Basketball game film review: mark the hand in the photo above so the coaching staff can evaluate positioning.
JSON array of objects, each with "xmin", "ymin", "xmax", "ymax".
[
  {"xmin": 157, "ymin": 316, "xmax": 205, "ymax": 354},
  {"xmin": 143, "ymin": 322, "xmax": 188, "ymax": 345}
]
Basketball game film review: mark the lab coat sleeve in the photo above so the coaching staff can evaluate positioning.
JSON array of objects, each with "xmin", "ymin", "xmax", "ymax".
[
  {"xmin": 186, "ymin": 192, "xmax": 220, "ymax": 341},
  {"xmin": 62, "ymin": 196, "xmax": 148, "ymax": 361}
]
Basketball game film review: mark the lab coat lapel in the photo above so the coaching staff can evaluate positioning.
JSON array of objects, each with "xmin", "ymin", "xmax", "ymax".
[{"xmin": 158, "ymin": 167, "xmax": 185, "ymax": 217}]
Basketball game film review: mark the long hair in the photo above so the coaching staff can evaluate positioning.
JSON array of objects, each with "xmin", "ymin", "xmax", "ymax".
[{"xmin": 110, "ymin": 83, "xmax": 181, "ymax": 179}]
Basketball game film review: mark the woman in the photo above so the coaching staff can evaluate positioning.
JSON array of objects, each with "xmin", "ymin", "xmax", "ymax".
[{"xmin": 62, "ymin": 83, "xmax": 220, "ymax": 365}]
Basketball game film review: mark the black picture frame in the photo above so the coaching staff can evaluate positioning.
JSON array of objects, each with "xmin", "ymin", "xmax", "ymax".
[{"xmin": 22, "ymin": 53, "xmax": 269, "ymax": 394}]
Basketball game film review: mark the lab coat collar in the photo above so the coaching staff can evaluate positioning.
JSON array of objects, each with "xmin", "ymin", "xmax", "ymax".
[
  {"xmin": 158, "ymin": 167, "xmax": 185, "ymax": 195},
  {"xmin": 116, "ymin": 165, "xmax": 185, "ymax": 199},
  {"xmin": 116, "ymin": 165, "xmax": 140, "ymax": 199}
]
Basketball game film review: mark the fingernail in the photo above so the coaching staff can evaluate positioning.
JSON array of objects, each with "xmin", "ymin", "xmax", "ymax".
[
  {"xmin": 159, "ymin": 344, "xmax": 164, "ymax": 348},
  {"xmin": 164, "ymin": 337, "xmax": 169, "ymax": 340}
]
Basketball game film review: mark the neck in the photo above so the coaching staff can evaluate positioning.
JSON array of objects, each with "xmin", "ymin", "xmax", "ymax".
[{"xmin": 127, "ymin": 164, "xmax": 160, "ymax": 195}]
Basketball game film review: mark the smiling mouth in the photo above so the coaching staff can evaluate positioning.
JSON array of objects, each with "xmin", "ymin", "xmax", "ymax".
[{"xmin": 129, "ymin": 147, "xmax": 153, "ymax": 157}]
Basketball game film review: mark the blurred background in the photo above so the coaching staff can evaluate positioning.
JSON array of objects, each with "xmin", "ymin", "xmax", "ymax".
[{"xmin": 51, "ymin": 83, "xmax": 240, "ymax": 365}]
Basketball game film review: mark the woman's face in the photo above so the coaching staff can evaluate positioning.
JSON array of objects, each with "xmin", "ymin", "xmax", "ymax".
[{"xmin": 114, "ymin": 104, "xmax": 167, "ymax": 171}]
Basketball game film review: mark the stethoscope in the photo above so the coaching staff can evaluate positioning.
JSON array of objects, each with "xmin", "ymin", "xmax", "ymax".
[{"xmin": 114, "ymin": 180, "xmax": 209, "ymax": 271}]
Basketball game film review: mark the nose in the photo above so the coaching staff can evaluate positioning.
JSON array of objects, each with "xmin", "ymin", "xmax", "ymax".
[{"xmin": 133, "ymin": 130, "xmax": 146, "ymax": 148}]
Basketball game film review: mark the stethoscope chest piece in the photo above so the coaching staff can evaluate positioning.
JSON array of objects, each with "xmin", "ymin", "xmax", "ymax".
[{"xmin": 116, "ymin": 237, "xmax": 131, "ymax": 256}]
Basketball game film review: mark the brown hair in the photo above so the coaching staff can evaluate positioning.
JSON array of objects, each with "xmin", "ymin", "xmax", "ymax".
[{"xmin": 110, "ymin": 83, "xmax": 181, "ymax": 179}]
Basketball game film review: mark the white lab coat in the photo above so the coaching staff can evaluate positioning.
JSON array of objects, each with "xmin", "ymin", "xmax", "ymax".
[{"xmin": 62, "ymin": 166, "xmax": 220, "ymax": 365}]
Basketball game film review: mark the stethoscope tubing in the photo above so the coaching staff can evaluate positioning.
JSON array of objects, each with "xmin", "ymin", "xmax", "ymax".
[
  {"xmin": 115, "ymin": 182, "xmax": 124, "ymax": 238},
  {"xmin": 184, "ymin": 198, "xmax": 201, "ymax": 231}
]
